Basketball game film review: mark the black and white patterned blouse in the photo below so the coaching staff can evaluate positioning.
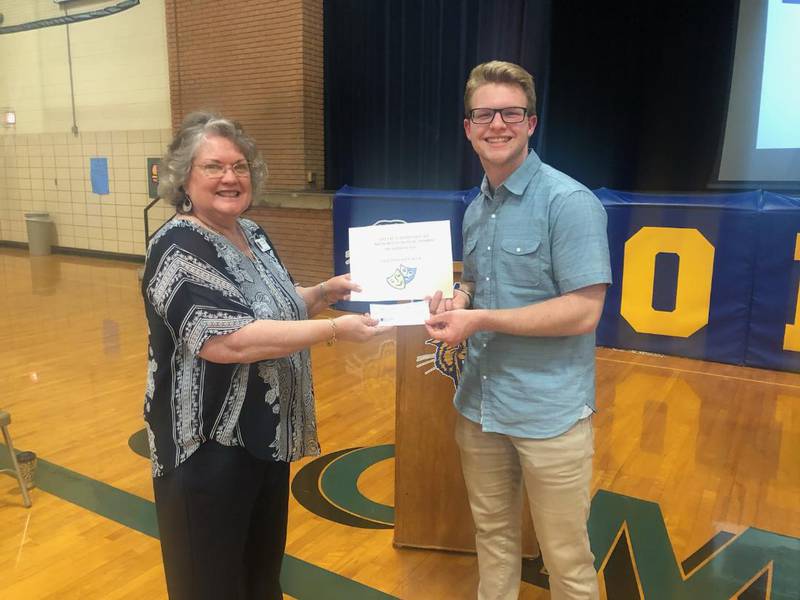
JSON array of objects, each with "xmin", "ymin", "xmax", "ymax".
[{"xmin": 142, "ymin": 218, "xmax": 319, "ymax": 477}]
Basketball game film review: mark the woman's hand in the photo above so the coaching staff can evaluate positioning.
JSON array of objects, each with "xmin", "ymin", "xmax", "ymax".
[
  {"xmin": 320, "ymin": 274, "xmax": 361, "ymax": 305},
  {"xmin": 297, "ymin": 274, "xmax": 363, "ymax": 316},
  {"xmin": 334, "ymin": 313, "xmax": 392, "ymax": 342}
]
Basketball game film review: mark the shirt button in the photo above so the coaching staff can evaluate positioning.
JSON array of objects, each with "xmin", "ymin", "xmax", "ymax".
[
  {"xmin": 483, "ymin": 343, "xmax": 487, "ymax": 348},
  {"xmin": 491, "ymin": 214, "xmax": 496, "ymax": 219},
  {"xmin": 482, "ymin": 375, "xmax": 487, "ymax": 380},
  {"xmin": 485, "ymin": 276, "xmax": 490, "ymax": 281},
  {"xmin": 516, "ymin": 247, "xmax": 521, "ymax": 252},
  {"xmin": 487, "ymin": 245, "xmax": 491, "ymax": 250}
]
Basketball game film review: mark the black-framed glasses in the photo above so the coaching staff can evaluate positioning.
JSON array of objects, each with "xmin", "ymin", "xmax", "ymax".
[
  {"xmin": 468, "ymin": 107, "xmax": 528, "ymax": 124},
  {"xmin": 194, "ymin": 160, "xmax": 251, "ymax": 179}
]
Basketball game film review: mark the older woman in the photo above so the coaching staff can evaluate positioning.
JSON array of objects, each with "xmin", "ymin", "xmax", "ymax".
[{"xmin": 142, "ymin": 111, "xmax": 384, "ymax": 600}]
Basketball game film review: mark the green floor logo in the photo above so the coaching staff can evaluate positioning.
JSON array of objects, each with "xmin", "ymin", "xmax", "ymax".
[
  {"xmin": 292, "ymin": 446, "xmax": 800, "ymax": 599},
  {"xmin": 124, "ymin": 436, "xmax": 800, "ymax": 598},
  {"xmin": 589, "ymin": 490, "xmax": 799, "ymax": 599},
  {"xmin": 292, "ymin": 445, "xmax": 395, "ymax": 529}
]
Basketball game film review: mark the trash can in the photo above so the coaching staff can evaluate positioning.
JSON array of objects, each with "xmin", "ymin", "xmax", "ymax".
[
  {"xmin": 24, "ymin": 212, "xmax": 53, "ymax": 256},
  {"xmin": 16, "ymin": 451, "xmax": 37, "ymax": 489}
]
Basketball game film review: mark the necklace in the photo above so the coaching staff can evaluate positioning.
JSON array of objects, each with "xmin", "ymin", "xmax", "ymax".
[{"xmin": 189, "ymin": 214, "xmax": 254, "ymax": 258}]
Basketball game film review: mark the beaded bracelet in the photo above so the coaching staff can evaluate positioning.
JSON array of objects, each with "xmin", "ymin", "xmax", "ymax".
[{"xmin": 326, "ymin": 318, "xmax": 337, "ymax": 346}]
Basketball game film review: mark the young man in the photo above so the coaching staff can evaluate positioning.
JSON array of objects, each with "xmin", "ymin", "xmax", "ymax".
[{"xmin": 426, "ymin": 61, "xmax": 611, "ymax": 599}]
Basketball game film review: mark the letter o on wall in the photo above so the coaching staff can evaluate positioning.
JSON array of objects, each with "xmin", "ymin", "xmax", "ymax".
[{"xmin": 620, "ymin": 227, "xmax": 715, "ymax": 337}]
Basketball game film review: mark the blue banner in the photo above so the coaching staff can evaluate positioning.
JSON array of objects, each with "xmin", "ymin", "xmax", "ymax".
[
  {"xmin": 595, "ymin": 189, "xmax": 761, "ymax": 365},
  {"xmin": 745, "ymin": 193, "xmax": 800, "ymax": 371},
  {"xmin": 330, "ymin": 186, "xmax": 800, "ymax": 372}
]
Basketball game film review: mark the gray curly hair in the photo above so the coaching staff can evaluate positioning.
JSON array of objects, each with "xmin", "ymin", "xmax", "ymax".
[{"xmin": 158, "ymin": 111, "xmax": 268, "ymax": 211}]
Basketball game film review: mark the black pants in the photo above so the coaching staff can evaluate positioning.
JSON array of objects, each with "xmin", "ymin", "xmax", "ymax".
[{"xmin": 153, "ymin": 441, "xmax": 290, "ymax": 600}]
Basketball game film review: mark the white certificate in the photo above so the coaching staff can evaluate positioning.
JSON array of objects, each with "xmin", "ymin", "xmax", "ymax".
[
  {"xmin": 370, "ymin": 301, "xmax": 430, "ymax": 326},
  {"xmin": 349, "ymin": 220, "xmax": 454, "ymax": 301}
]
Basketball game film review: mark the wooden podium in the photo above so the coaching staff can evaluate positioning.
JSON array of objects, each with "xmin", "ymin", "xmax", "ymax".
[{"xmin": 393, "ymin": 313, "xmax": 538, "ymax": 554}]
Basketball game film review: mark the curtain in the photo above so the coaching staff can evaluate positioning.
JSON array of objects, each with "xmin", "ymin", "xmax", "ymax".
[{"xmin": 324, "ymin": 0, "xmax": 552, "ymax": 190}]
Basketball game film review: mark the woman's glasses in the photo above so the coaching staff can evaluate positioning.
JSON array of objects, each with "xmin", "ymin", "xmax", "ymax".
[{"xmin": 194, "ymin": 161, "xmax": 251, "ymax": 179}]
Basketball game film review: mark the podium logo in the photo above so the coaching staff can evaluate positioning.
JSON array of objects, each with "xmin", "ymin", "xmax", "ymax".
[{"xmin": 416, "ymin": 338, "xmax": 466, "ymax": 389}]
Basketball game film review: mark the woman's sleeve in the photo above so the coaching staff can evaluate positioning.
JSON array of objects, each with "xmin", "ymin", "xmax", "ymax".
[{"xmin": 144, "ymin": 230, "xmax": 255, "ymax": 356}]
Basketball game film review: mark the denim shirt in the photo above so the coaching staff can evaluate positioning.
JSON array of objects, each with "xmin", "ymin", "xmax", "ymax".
[{"xmin": 455, "ymin": 150, "xmax": 612, "ymax": 439}]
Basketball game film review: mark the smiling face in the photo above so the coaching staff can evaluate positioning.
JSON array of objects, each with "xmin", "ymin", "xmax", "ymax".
[
  {"xmin": 184, "ymin": 135, "xmax": 252, "ymax": 225},
  {"xmin": 464, "ymin": 82, "xmax": 538, "ymax": 187}
]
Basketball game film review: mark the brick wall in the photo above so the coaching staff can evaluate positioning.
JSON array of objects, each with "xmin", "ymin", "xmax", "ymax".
[
  {"xmin": 164, "ymin": 0, "xmax": 329, "ymax": 278},
  {"xmin": 164, "ymin": 0, "xmax": 324, "ymax": 192}
]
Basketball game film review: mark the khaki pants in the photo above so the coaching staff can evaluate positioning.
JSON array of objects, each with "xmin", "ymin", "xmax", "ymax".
[{"xmin": 455, "ymin": 414, "xmax": 598, "ymax": 600}]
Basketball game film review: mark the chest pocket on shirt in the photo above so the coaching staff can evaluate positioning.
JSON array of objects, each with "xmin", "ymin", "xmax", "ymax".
[{"xmin": 499, "ymin": 237, "xmax": 541, "ymax": 287}]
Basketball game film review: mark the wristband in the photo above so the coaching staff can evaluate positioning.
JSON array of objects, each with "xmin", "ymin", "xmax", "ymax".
[{"xmin": 453, "ymin": 283, "xmax": 473, "ymax": 307}]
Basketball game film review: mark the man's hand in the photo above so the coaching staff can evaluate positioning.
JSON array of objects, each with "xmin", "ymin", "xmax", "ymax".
[
  {"xmin": 425, "ymin": 309, "xmax": 478, "ymax": 346},
  {"xmin": 427, "ymin": 289, "xmax": 470, "ymax": 315}
]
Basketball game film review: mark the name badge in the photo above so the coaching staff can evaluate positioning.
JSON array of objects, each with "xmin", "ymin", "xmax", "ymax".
[{"xmin": 255, "ymin": 237, "xmax": 271, "ymax": 252}]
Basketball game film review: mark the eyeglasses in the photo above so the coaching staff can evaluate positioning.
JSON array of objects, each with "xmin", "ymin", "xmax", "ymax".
[
  {"xmin": 194, "ymin": 160, "xmax": 251, "ymax": 179},
  {"xmin": 468, "ymin": 107, "xmax": 528, "ymax": 124}
]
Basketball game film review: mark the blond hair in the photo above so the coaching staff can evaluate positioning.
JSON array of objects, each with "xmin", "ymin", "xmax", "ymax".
[{"xmin": 464, "ymin": 61, "xmax": 536, "ymax": 116}]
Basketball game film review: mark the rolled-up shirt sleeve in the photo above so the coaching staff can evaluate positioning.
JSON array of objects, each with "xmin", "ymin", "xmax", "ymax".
[{"xmin": 550, "ymin": 190, "xmax": 612, "ymax": 294}]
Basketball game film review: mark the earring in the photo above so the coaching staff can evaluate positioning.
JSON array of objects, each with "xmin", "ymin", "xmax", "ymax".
[{"xmin": 181, "ymin": 194, "xmax": 193, "ymax": 213}]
